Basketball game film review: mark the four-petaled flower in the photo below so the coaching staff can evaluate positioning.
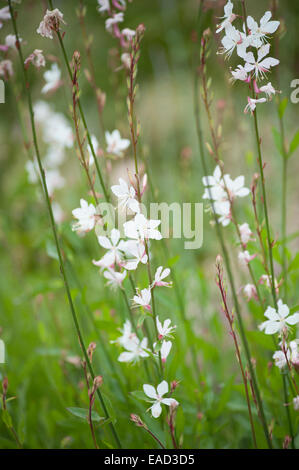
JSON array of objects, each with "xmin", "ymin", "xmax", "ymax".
[
  {"xmin": 105, "ymin": 129, "xmax": 130, "ymax": 156},
  {"xmin": 259, "ymin": 300, "xmax": 299, "ymax": 335},
  {"xmin": 156, "ymin": 316, "xmax": 176, "ymax": 340},
  {"xmin": 72, "ymin": 199, "xmax": 97, "ymax": 234},
  {"xmin": 143, "ymin": 381, "xmax": 178, "ymax": 418},
  {"xmin": 111, "ymin": 178, "xmax": 140, "ymax": 213}
]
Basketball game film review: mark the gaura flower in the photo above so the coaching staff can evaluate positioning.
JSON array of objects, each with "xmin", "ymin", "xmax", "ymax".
[
  {"xmin": 118, "ymin": 336, "xmax": 149, "ymax": 363},
  {"xmin": 111, "ymin": 319, "xmax": 137, "ymax": 347},
  {"xmin": 72, "ymin": 199, "xmax": 97, "ymax": 234},
  {"xmin": 97, "ymin": 0, "xmax": 110, "ymax": 13},
  {"xmin": 239, "ymin": 222, "xmax": 254, "ymax": 245},
  {"xmin": 105, "ymin": 12, "xmax": 124, "ymax": 33},
  {"xmin": 133, "ymin": 287, "xmax": 151, "ymax": 311},
  {"xmin": 156, "ymin": 316, "xmax": 176, "ymax": 340},
  {"xmin": 122, "ymin": 240, "xmax": 147, "ymax": 271},
  {"xmin": 244, "ymin": 97, "xmax": 267, "ymax": 114},
  {"xmin": 259, "ymin": 300, "xmax": 299, "ymax": 335},
  {"xmin": 152, "ymin": 266, "xmax": 172, "ymax": 288},
  {"xmin": 37, "ymin": 9, "xmax": 65, "ymax": 39},
  {"xmin": 243, "ymin": 44, "xmax": 279, "ymax": 80},
  {"xmin": 93, "ymin": 229, "xmax": 127, "ymax": 268},
  {"xmin": 243, "ymin": 283, "xmax": 258, "ymax": 302},
  {"xmin": 246, "ymin": 11, "xmax": 280, "ymax": 48},
  {"xmin": 103, "ymin": 268, "xmax": 126, "ymax": 289},
  {"xmin": 124, "ymin": 213, "xmax": 162, "ymax": 241},
  {"xmin": 143, "ymin": 381, "xmax": 178, "ymax": 418},
  {"xmin": 105, "ymin": 129, "xmax": 130, "ymax": 156},
  {"xmin": 111, "ymin": 178, "xmax": 140, "ymax": 213},
  {"xmin": 216, "ymin": 1, "xmax": 236, "ymax": 34},
  {"xmin": 238, "ymin": 250, "xmax": 257, "ymax": 266},
  {"xmin": 25, "ymin": 49, "xmax": 46, "ymax": 69},
  {"xmin": 41, "ymin": 63, "xmax": 61, "ymax": 94}
]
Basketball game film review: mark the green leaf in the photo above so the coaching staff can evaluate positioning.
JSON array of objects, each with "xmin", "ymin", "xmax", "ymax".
[
  {"xmin": 2, "ymin": 409, "xmax": 13, "ymax": 428},
  {"xmin": 288, "ymin": 130, "xmax": 299, "ymax": 158},
  {"xmin": 66, "ymin": 407, "xmax": 104, "ymax": 423},
  {"xmin": 278, "ymin": 97, "xmax": 288, "ymax": 119},
  {"xmin": 272, "ymin": 127, "xmax": 284, "ymax": 157}
]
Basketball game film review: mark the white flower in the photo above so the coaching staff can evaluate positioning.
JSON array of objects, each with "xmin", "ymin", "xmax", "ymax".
[
  {"xmin": 93, "ymin": 229, "xmax": 126, "ymax": 268},
  {"xmin": 111, "ymin": 319, "xmax": 137, "ymax": 347},
  {"xmin": 122, "ymin": 240, "xmax": 147, "ymax": 271},
  {"xmin": 43, "ymin": 112, "xmax": 73, "ymax": 148},
  {"xmin": 87, "ymin": 135, "xmax": 99, "ymax": 166},
  {"xmin": 160, "ymin": 340, "xmax": 172, "ymax": 363},
  {"xmin": 246, "ymin": 11, "xmax": 280, "ymax": 48},
  {"xmin": 244, "ymin": 97, "xmax": 267, "ymax": 114},
  {"xmin": 37, "ymin": 8, "xmax": 65, "ymax": 39},
  {"xmin": 97, "ymin": 0, "xmax": 110, "ymax": 13},
  {"xmin": 243, "ymin": 44, "xmax": 279, "ymax": 80},
  {"xmin": 0, "ymin": 59, "xmax": 13, "ymax": 78},
  {"xmin": 143, "ymin": 381, "xmax": 178, "ymax": 418},
  {"xmin": 203, "ymin": 165, "xmax": 249, "ymax": 226},
  {"xmin": 259, "ymin": 82, "xmax": 277, "ymax": 100},
  {"xmin": 231, "ymin": 64, "xmax": 249, "ymax": 82},
  {"xmin": 0, "ymin": 7, "xmax": 10, "ymax": 27},
  {"xmin": 105, "ymin": 13, "xmax": 124, "ymax": 33},
  {"xmin": 45, "ymin": 169, "xmax": 65, "ymax": 196},
  {"xmin": 124, "ymin": 213, "xmax": 162, "ymax": 241},
  {"xmin": 33, "ymin": 101, "xmax": 52, "ymax": 122},
  {"xmin": 25, "ymin": 49, "xmax": 46, "ymax": 68},
  {"xmin": 293, "ymin": 396, "xmax": 299, "ymax": 411},
  {"xmin": 259, "ymin": 300, "xmax": 299, "ymax": 335},
  {"xmin": 156, "ymin": 316, "xmax": 176, "ymax": 340},
  {"xmin": 220, "ymin": 24, "xmax": 247, "ymax": 58},
  {"xmin": 105, "ymin": 129, "xmax": 130, "ymax": 156},
  {"xmin": 52, "ymin": 201, "xmax": 64, "ymax": 224},
  {"xmin": 152, "ymin": 266, "xmax": 172, "ymax": 288},
  {"xmin": 122, "ymin": 28, "xmax": 136, "ymax": 39},
  {"xmin": 273, "ymin": 349, "xmax": 289, "ymax": 369},
  {"xmin": 44, "ymin": 146, "xmax": 65, "ymax": 168},
  {"xmin": 239, "ymin": 222, "xmax": 254, "ymax": 245},
  {"xmin": 5, "ymin": 34, "xmax": 22, "ymax": 48},
  {"xmin": 121, "ymin": 52, "xmax": 131, "ymax": 69},
  {"xmin": 243, "ymin": 284, "xmax": 257, "ymax": 301},
  {"xmin": 133, "ymin": 287, "xmax": 151, "ymax": 311},
  {"xmin": 41, "ymin": 63, "xmax": 61, "ymax": 94},
  {"xmin": 72, "ymin": 199, "xmax": 96, "ymax": 234},
  {"xmin": 111, "ymin": 178, "xmax": 140, "ymax": 213},
  {"xmin": 103, "ymin": 268, "xmax": 126, "ymax": 289},
  {"xmin": 216, "ymin": 1, "xmax": 236, "ymax": 34},
  {"xmin": 118, "ymin": 336, "xmax": 149, "ymax": 363},
  {"xmin": 238, "ymin": 250, "xmax": 257, "ymax": 266}
]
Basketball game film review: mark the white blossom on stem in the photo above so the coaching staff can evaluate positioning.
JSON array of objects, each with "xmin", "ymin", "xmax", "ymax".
[
  {"xmin": 156, "ymin": 316, "xmax": 176, "ymax": 340},
  {"xmin": 118, "ymin": 336, "xmax": 149, "ymax": 363},
  {"xmin": 105, "ymin": 129, "xmax": 130, "ymax": 156},
  {"xmin": 216, "ymin": 1, "xmax": 236, "ymax": 34},
  {"xmin": 259, "ymin": 300, "xmax": 299, "ymax": 335},
  {"xmin": 238, "ymin": 250, "xmax": 257, "ymax": 266},
  {"xmin": 41, "ymin": 63, "xmax": 61, "ymax": 94},
  {"xmin": 24, "ymin": 49, "xmax": 46, "ymax": 69},
  {"xmin": 37, "ymin": 9, "xmax": 65, "ymax": 39},
  {"xmin": 111, "ymin": 178, "xmax": 140, "ymax": 213},
  {"xmin": 124, "ymin": 213, "xmax": 162, "ymax": 241},
  {"xmin": 103, "ymin": 268, "xmax": 126, "ymax": 289},
  {"xmin": 93, "ymin": 229, "xmax": 126, "ymax": 268},
  {"xmin": 152, "ymin": 266, "xmax": 172, "ymax": 288},
  {"xmin": 133, "ymin": 287, "xmax": 151, "ymax": 311},
  {"xmin": 143, "ymin": 381, "xmax": 178, "ymax": 418},
  {"xmin": 72, "ymin": 199, "xmax": 96, "ymax": 234}
]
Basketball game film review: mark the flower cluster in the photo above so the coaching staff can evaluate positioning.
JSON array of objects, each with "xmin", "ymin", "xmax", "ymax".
[
  {"xmin": 97, "ymin": 0, "xmax": 136, "ymax": 67},
  {"xmin": 202, "ymin": 164, "xmax": 250, "ymax": 227},
  {"xmin": 217, "ymin": 1, "xmax": 280, "ymax": 114},
  {"xmin": 72, "ymin": 172, "xmax": 178, "ymax": 417}
]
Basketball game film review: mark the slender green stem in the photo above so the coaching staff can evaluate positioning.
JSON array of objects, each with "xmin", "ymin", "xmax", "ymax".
[{"xmin": 8, "ymin": 0, "xmax": 121, "ymax": 448}]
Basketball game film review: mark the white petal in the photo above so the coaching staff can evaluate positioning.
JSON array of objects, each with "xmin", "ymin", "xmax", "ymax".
[
  {"xmin": 151, "ymin": 402, "xmax": 162, "ymax": 418},
  {"xmin": 157, "ymin": 380, "xmax": 168, "ymax": 397},
  {"xmin": 143, "ymin": 384, "xmax": 157, "ymax": 399}
]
